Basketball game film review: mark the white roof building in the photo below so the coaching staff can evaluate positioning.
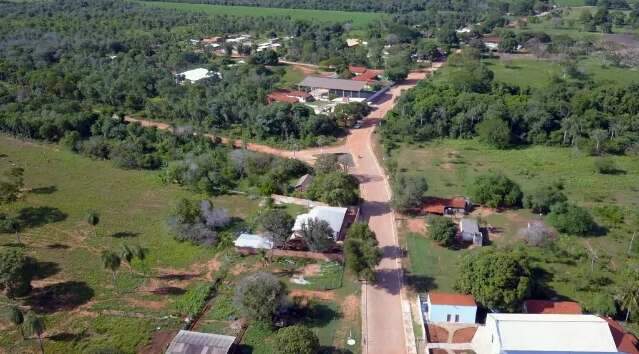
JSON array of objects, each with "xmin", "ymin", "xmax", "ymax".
[
  {"xmin": 472, "ymin": 314, "xmax": 619, "ymax": 354},
  {"xmin": 176, "ymin": 68, "xmax": 220, "ymax": 83},
  {"xmin": 292, "ymin": 206, "xmax": 348, "ymax": 240},
  {"xmin": 234, "ymin": 233, "xmax": 273, "ymax": 250}
]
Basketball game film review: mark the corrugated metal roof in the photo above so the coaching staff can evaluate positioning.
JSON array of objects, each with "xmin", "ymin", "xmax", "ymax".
[
  {"xmin": 234, "ymin": 233, "xmax": 273, "ymax": 250},
  {"xmin": 299, "ymin": 76, "xmax": 367, "ymax": 92},
  {"xmin": 460, "ymin": 218, "xmax": 480, "ymax": 234},
  {"xmin": 166, "ymin": 330, "xmax": 235, "ymax": 354},
  {"xmin": 292, "ymin": 206, "xmax": 348, "ymax": 239}
]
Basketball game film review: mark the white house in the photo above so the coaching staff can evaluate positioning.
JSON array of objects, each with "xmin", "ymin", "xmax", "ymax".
[
  {"xmin": 292, "ymin": 206, "xmax": 348, "ymax": 241},
  {"xmin": 424, "ymin": 292, "xmax": 477, "ymax": 324},
  {"xmin": 176, "ymin": 68, "xmax": 220, "ymax": 84},
  {"xmin": 460, "ymin": 218, "xmax": 483, "ymax": 245},
  {"xmin": 472, "ymin": 314, "xmax": 619, "ymax": 354}
]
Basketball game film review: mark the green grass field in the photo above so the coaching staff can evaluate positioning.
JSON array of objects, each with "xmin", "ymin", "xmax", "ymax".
[
  {"xmin": 138, "ymin": 1, "xmax": 384, "ymax": 29},
  {"xmin": 0, "ymin": 136, "xmax": 260, "ymax": 353},
  {"xmin": 482, "ymin": 57, "xmax": 639, "ymax": 88},
  {"xmin": 395, "ymin": 139, "xmax": 639, "ymax": 319}
]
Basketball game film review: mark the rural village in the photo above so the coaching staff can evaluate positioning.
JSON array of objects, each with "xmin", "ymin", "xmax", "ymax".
[{"xmin": 1, "ymin": 0, "xmax": 639, "ymax": 354}]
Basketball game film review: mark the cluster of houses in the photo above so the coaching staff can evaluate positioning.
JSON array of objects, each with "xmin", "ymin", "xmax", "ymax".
[
  {"xmin": 421, "ymin": 293, "xmax": 639, "ymax": 354},
  {"xmin": 190, "ymin": 34, "xmax": 285, "ymax": 55},
  {"xmin": 418, "ymin": 196, "xmax": 485, "ymax": 246}
]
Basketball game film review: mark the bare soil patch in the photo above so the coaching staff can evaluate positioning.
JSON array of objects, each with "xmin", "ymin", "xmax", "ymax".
[
  {"xmin": 290, "ymin": 289, "xmax": 337, "ymax": 301},
  {"xmin": 138, "ymin": 330, "xmax": 177, "ymax": 354},
  {"xmin": 452, "ymin": 327, "xmax": 477, "ymax": 343},
  {"xmin": 426, "ymin": 324, "xmax": 449, "ymax": 343},
  {"xmin": 300, "ymin": 263, "xmax": 322, "ymax": 277},
  {"xmin": 127, "ymin": 298, "xmax": 168, "ymax": 311},
  {"xmin": 405, "ymin": 217, "xmax": 426, "ymax": 233}
]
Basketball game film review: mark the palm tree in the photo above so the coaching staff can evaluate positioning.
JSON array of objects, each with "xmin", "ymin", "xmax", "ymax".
[
  {"xmin": 617, "ymin": 268, "xmax": 639, "ymax": 322},
  {"xmin": 6, "ymin": 306, "xmax": 24, "ymax": 338},
  {"xmin": 86, "ymin": 210, "xmax": 100, "ymax": 237},
  {"xmin": 119, "ymin": 244, "xmax": 148, "ymax": 273},
  {"xmin": 24, "ymin": 313, "xmax": 45, "ymax": 354},
  {"xmin": 101, "ymin": 250, "xmax": 121, "ymax": 285}
]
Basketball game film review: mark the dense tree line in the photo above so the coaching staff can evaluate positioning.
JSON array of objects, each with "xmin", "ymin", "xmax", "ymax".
[
  {"xmin": 0, "ymin": 0, "xmax": 359, "ymax": 148},
  {"xmin": 382, "ymin": 49, "xmax": 639, "ymax": 155}
]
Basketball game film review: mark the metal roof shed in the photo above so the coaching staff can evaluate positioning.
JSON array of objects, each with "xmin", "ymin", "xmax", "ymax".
[
  {"xmin": 299, "ymin": 76, "xmax": 367, "ymax": 92},
  {"xmin": 166, "ymin": 330, "xmax": 236, "ymax": 354}
]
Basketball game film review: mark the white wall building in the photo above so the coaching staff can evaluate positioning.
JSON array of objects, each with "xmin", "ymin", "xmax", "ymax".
[
  {"xmin": 472, "ymin": 314, "xmax": 620, "ymax": 354},
  {"xmin": 424, "ymin": 292, "xmax": 477, "ymax": 324},
  {"xmin": 176, "ymin": 68, "xmax": 220, "ymax": 84},
  {"xmin": 292, "ymin": 206, "xmax": 348, "ymax": 240}
]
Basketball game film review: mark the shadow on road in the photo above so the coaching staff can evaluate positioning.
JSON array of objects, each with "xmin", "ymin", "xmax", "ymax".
[{"xmin": 372, "ymin": 268, "xmax": 402, "ymax": 295}]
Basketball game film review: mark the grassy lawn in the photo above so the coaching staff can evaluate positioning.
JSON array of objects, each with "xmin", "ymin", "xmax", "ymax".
[
  {"xmin": 138, "ymin": 1, "xmax": 384, "ymax": 29},
  {"xmin": 0, "ymin": 135, "xmax": 261, "ymax": 353},
  {"xmin": 482, "ymin": 57, "xmax": 639, "ymax": 88},
  {"xmin": 394, "ymin": 139, "xmax": 639, "ymax": 320},
  {"xmin": 275, "ymin": 65, "xmax": 306, "ymax": 89}
]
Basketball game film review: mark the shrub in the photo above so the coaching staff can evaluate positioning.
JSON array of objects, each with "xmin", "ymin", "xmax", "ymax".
[
  {"xmin": 594, "ymin": 157, "xmax": 619, "ymax": 174},
  {"xmin": 469, "ymin": 173, "xmax": 522, "ymax": 208},
  {"xmin": 547, "ymin": 202, "xmax": 596, "ymax": 235},
  {"xmin": 523, "ymin": 182, "xmax": 567, "ymax": 214},
  {"xmin": 234, "ymin": 272, "xmax": 286, "ymax": 322},
  {"xmin": 273, "ymin": 325, "xmax": 320, "ymax": 354},
  {"xmin": 428, "ymin": 216, "xmax": 457, "ymax": 247}
]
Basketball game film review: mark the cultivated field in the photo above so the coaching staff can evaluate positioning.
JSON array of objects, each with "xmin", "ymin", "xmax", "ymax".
[
  {"xmin": 138, "ymin": 1, "xmax": 384, "ymax": 29},
  {"xmin": 0, "ymin": 136, "xmax": 361, "ymax": 353}
]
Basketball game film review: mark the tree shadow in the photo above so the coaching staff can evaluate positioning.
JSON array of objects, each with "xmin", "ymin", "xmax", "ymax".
[
  {"xmin": 379, "ymin": 245, "xmax": 406, "ymax": 260},
  {"xmin": 30, "ymin": 261, "xmax": 61, "ymax": 280},
  {"xmin": 25, "ymin": 281, "xmax": 94, "ymax": 313},
  {"xmin": 30, "ymin": 186, "xmax": 57, "ymax": 195},
  {"xmin": 111, "ymin": 231, "xmax": 140, "ymax": 238},
  {"xmin": 371, "ymin": 268, "xmax": 402, "ymax": 295},
  {"xmin": 17, "ymin": 206, "xmax": 67, "ymax": 228},
  {"xmin": 46, "ymin": 243, "xmax": 70, "ymax": 250},
  {"xmin": 156, "ymin": 273, "xmax": 201, "ymax": 281},
  {"xmin": 405, "ymin": 272, "xmax": 437, "ymax": 293},
  {"xmin": 150, "ymin": 286, "xmax": 186, "ymax": 295},
  {"xmin": 48, "ymin": 331, "xmax": 89, "ymax": 342}
]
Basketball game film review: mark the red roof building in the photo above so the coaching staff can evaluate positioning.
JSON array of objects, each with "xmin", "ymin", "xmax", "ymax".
[
  {"xmin": 420, "ymin": 197, "xmax": 470, "ymax": 215},
  {"xmin": 349, "ymin": 65, "xmax": 368, "ymax": 74},
  {"xmin": 266, "ymin": 89, "xmax": 312, "ymax": 104},
  {"xmin": 523, "ymin": 300, "xmax": 583, "ymax": 315},
  {"xmin": 428, "ymin": 292, "xmax": 477, "ymax": 306},
  {"xmin": 604, "ymin": 317, "xmax": 639, "ymax": 354},
  {"xmin": 352, "ymin": 70, "xmax": 379, "ymax": 83}
]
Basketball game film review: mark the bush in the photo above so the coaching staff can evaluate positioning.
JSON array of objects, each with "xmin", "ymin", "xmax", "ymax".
[
  {"xmin": 547, "ymin": 202, "xmax": 596, "ymax": 235},
  {"xmin": 523, "ymin": 182, "xmax": 567, "ymax": 214},
  {"xmin": 234, "ymin": 272, "xmax": 287, "ymax": 322},
  {"xmin": 168, "ymin": 199, "xmax": 230, "ymax": 246},
  {"xmin": 391, "ymin": 174, "xmax": 428, "ymax": 212},
  {"xmin": 594, "ymin": 157, "xmax": 619, "ymax": 174},
  {"xmin": 476, "ymin": 117, "xmax": 512, "ymax": 149},
  {"xmin": 469, "ymin": 173, "xmax": 522, "ymax": 208},
  {"xmin": 428, "ymin": 216, "xmax": 457, "ymax": 247},
  {"xmin": 273, "ymin": 325, "xmax": 320, "ymax": 354}
]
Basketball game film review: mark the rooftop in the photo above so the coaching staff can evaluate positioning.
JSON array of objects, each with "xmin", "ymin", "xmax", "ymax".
[
  {"xmin": 604, "ymin": 317, "xmax": 639, "ymax": 354},
  {"xmin": 299, "ymin": 76, "xmax": 367, "ymax": 92},
  {"xmin": 480, "ymin": 314, "xmax": 618, "ymax": 353},
  {"xmin": 420, "ymin": 197, "xmax": 468, "ymax": 214},
  {"xmin": 178, "ymin": 68, "xmax": 217, "ymax": 82},
  {"xmin": 292, "ymin": 206, "xmax": 348, "ymax": 239},
  {"xmin": 166, "ymin": 330, "xmax": 235, "ymax": 354},
  {"xmin": 460, "ymin": 218, "xmax": 480, "ymax": 234},
  {"xmin": 234, "ymin": 233, "xmax": 273, "ymax": 250},
  {"xmin": 524, "ymin": 300, "xmax": 583, "ymax": 315},
  {"xmin": 428, "ymin": 292, "xmax": 476, "ymax": 306}
]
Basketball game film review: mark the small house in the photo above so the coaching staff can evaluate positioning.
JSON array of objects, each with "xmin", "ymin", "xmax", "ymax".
[
  {"xmin": 425, "ymin": 292, "xmax": 477, "ymax": 324},
  {"xmin": 459, "ymin": 218, "xmax": 482, "ymax": 246},
  {"xmin": 420, "ymin": 196, "xmax": 471, "ymax": 216},
  {"xmin": 266, "ymin": 89, "xmax": 313, "ymax": 104},
  {"xmin": 523, "ymin": 300, "xmax": 582, "ymax": 315},
  {"xmin": 166, "ymin": 330, "xmax": 235, "ymax": 354},
  {"xmin": 291, "ymin": 206, "xmax": 359, "ymax": 243}
]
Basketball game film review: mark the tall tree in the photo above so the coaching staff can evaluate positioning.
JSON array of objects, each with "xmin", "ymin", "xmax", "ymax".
[
  {"xmin": 273, "ymin": 325, "xmax": 320, "ymax": 354},
  {"xmin": 86, "ymin": 210, "xmax": 100, "ymax": 237},
  {"xmin": 260, "ymin": 209, "xmax": 294, "ymax": 248},
  {"xmin": 0, "ymin": 167, "xmax": 24, "ymax": 205},
  {"xmin": 0, "ymin": 214, "xmax": 21, "ymax": 244},
  {"xmin": 391, "ymin": 174, "xmax": 428, "ymax": 212},
  {"xmin": 344, "ymin": 223, "xmax": 381, "ymax": 281},
  {"xmin": 0, "ymin": 248, "xmax": 34, "ymax": 298},
  {"xmin": 233, "ymin": 272, "xmax": 287, "ymax": 322}
]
